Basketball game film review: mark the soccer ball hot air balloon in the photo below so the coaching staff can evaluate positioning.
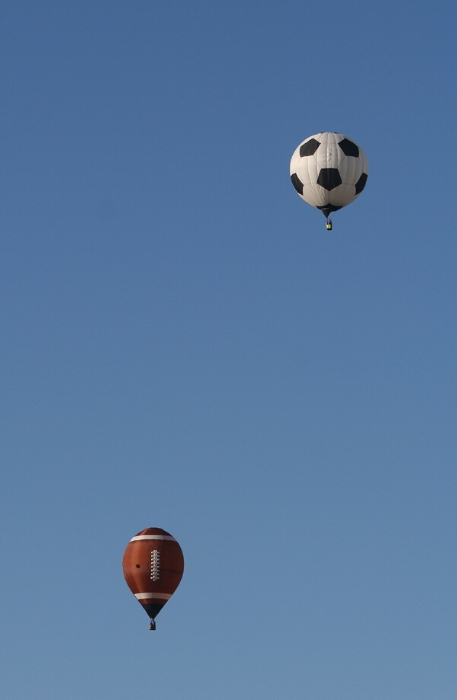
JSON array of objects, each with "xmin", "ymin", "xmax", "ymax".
[
  {"xmin": 123, "ymin": 527, "xmax": 184, "ymax": 630},
  {"xmin": 290, "ymin": 132, "xmax": 368, "ymax": 230}
]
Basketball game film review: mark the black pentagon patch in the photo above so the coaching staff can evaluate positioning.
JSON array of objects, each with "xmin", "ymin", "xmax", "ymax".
[
  {"xmin": 300, "ymin": 138, "xmax": 320, "ymax": 157},
  {"xmin": 317, "ymin": 168, "xmax": 342, "ymax": 191},
  {"xmin": 291, "ymin": 173, "xmax": 304, "ymax": 195},
  {"xmin": 355, "ymin": 172, "xmax": 368, "ymax": 194},
  {"xmin": 338, "ymin": 138, "xmax": 359, "ymax": 157}
]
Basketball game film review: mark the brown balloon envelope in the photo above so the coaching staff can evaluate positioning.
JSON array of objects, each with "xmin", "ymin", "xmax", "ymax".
[{"xmin": 122, "ymin": 527, "xmax": 184, "ymax": 628}]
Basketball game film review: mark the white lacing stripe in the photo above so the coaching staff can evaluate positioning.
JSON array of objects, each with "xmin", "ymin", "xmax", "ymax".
[
  {"xmin": 134, "ymin": 592, "xmax": 171, "ymax": 600},
  {"xmin": 130, "ymin": 535, "xmax": 176, "ymax": 542}
]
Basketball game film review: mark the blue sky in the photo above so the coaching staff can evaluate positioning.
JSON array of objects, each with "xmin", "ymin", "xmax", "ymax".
[{"xmin": 1, "ymin": 1, "xmax": 456, "ymax": 698}]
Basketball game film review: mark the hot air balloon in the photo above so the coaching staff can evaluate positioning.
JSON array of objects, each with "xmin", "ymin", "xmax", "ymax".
[
  {"xmin": 290, "ymin": 132, "xmax": 368, "ymax": 230},
  {"xmin": 122, "ymin": 527, "xmax": 184, "ymax": 630}
]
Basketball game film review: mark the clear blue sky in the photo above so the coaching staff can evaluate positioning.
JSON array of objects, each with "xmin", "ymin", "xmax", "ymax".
[{"xmin": 1, "ymin": 1, "xmax": 456, "ymax": 698}]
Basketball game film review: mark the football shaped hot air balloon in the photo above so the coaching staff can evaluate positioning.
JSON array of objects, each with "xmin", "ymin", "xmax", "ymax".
[
  {"xmin": 123, "ymin": 527, "xmax": 184, "ymax": 630},
  {"xmin": 290, "ymin": 132, "xmax": 368, "ymax": 230}
]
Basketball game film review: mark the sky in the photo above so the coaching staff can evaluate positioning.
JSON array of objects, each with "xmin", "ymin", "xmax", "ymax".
[{"xmin": 0, "ymin": 1, "xmax": 456, "ymax": 698}]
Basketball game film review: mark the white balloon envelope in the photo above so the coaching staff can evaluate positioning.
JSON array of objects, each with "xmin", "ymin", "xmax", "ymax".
[{"xmin": 290, "ymin": 132, "xmax": 368, "ymax": 228}]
